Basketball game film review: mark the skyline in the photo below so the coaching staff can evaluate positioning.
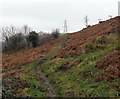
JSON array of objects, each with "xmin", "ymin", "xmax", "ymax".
[{"xmin": 0, "ymin": 0, "xmax": 119, "ymax": 33}]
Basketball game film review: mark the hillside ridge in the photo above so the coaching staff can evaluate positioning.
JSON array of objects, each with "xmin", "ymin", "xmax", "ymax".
[{"xmin": 55, "ymin": 16, "xmax": 119, "ymax": 57}]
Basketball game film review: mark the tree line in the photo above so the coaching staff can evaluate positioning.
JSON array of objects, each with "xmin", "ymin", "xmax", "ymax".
[{"xmin": 1, "ymin": 26, "xmax": 60, "ymax": 54}]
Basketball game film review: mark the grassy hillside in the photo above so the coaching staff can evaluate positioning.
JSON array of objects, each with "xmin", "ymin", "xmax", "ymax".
[
  {"xmin": 39, "ymin": 33, "xmax": 119, "ymax": 97},
  {"xmin": 2, "ymin": 17, "xmax": 119, "ymax": 98}
]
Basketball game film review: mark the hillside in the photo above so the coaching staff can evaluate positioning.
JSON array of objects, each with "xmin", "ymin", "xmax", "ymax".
[
  {"xmin": 56, "ymin": 16, "xmax": 119, "ymax": 57},
  {"xmin": 2, "ymin": 16, "xmax": 120, "ymax": 97}
]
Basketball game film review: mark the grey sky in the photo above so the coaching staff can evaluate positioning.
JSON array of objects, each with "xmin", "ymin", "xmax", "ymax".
[{"xmin": 0, "ymin": 0, "xmax": 119, "ymax": 33}]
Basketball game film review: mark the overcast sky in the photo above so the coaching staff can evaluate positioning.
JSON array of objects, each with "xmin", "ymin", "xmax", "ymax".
[{"xmin": 0, "ymin": 0, "xmax": 119, "ymax": 33}]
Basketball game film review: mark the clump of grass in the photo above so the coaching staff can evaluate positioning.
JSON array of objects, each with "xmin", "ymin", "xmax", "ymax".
[
  {"xmin": 84, "ymin": 44, "xmax": 105, "ymax": 53},
  {"xmin": 96, "ymin": 35, "xmax": 109, "ymax": 44},
  {"xmin": 84, "ymin": 44, "xmax": 96, "ymax": 53},
  {"xmin": 63, "ymin": 53, "xmax": 72, "ymax": 58},
  {"xmin": 83, "ymin": 35, "xmax": 117, "ymax": 54}
]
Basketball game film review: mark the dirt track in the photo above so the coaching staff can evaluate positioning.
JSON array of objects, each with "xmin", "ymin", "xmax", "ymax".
[{"xmin": 35, "ymin": 59, "xmax": 56, "ymax": 97}]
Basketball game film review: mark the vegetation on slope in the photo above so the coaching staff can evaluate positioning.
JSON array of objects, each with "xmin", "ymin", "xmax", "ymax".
[
  {"xmin": 2, "ymin": 60, "xmax": 46, "ymax": 97},
  {"xmin": 2, "ymin": 33, "xmax": 69, "ymax": 97},
  {"xmin": 40, "ymin": 33, "xmax": 119, "ymax": 97},
  {"xmin": 2, "ymin": 32, "xmax": 119, "ymax": 97},
  {"xmin": 2, "ymin": 17, "xmax": 119, "ymax": 97}
]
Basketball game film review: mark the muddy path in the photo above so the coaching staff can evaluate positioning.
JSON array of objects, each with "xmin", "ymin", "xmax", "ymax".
[
  {"xmin": 35, "ymin": 59, "xmax": 56, "ymax": 97},
  {"xmin": 34, "ymin": 35, "xmax": 69, "ymax": 97}
]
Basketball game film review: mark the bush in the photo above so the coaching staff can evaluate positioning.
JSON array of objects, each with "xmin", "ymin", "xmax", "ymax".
[
  {"xmin": 2, "ymin": 33, "xmax": 27, "ymax": 53},
  {"xmin": 84, "ymin": 44, "xmax": 96, "ymax": 53},
  {"xmin": 28, "ymin": 31, "xmax": 39, "ymax": 47},
  {"xmin": 96, "ymin": 36, "xmax": 108, "ymax": 44},
  {"xmin": 2, "ymin": 26, "xmax": 53, "ymax": 53},
  {"xmin": 84, "ymin": 43, "xmax": 105, "ymax": 53},
  {"xmin": 51, "ymin": 29, "xmax": 60, "ymax": 38},
  {"xmin": 63, "ymin": 53, "xmax": 71, "ymax": 58}
]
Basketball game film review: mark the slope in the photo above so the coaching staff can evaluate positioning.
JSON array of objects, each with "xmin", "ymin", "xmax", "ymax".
[
  {"xmin": 56, "ymin": 16, "xmax": 119, "ymax": 57},
  {"xmin": 2, "ymin": 16, "xmax": 120, "ymax": 97}
]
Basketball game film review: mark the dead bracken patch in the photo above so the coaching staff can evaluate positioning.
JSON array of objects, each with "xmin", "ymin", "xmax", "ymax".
[
  {"xmin": 2, "ymin": 36, "xmax": 66, "ymax": 71},
  {"xmin": 94, "ymin": 50, "xmax": 120, "ymax": 81}
]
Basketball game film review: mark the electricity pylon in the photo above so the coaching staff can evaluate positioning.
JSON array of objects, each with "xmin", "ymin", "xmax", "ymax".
[{"xmin": 63, "ymin": 20, "xmax": 68, "ymax": 33}]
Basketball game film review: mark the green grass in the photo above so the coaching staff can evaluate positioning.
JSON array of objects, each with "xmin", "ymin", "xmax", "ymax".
[
  {"xmin": 18, "ymin": 61, "xmax": 46, "ymax": 97},
  {"xmin": 40, "ymin": 34, "xmax": 119, "ymax": 97}
]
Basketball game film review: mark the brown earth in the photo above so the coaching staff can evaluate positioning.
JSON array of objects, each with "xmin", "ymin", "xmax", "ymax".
[{"xmin": 56, "ymin": 16, "xmax": 120, "ymax": 57}]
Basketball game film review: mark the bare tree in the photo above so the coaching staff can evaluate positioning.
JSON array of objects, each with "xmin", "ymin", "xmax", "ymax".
[
  {"xmin": 1, "ymin": 25, "xmax": 52, "ymax": 53},
  {"xmin": 2, "ymin": 26, "xmax": 21, "ymax": 42},
  {"xmin": 84, "ymin": 16, "xmax": 89, "ymax": 27},
  {"xmin": 1, "ymin": 26, "xmax": 30, "ymax": 53}
]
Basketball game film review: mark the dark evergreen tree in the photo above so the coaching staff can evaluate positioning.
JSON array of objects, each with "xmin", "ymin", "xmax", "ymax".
[{"xmin": 28, "ymin": 31, "xmax": 39, "ymax": 47}]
